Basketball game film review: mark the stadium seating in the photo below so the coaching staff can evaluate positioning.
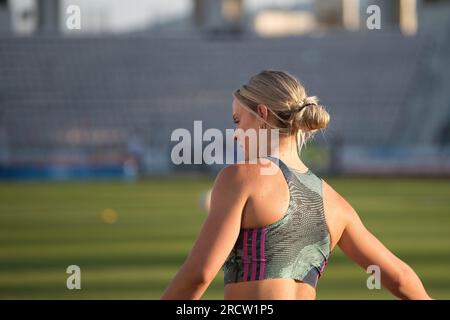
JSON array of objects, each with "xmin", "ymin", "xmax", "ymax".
[{"xmin": 0, "ymin": 31, "xmax": 433, "ymax": 172}]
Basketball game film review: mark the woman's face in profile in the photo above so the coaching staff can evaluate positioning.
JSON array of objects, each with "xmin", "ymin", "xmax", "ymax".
[{"xmin": 232, "ymin": 98, "xmax": 266, "ymax": 160}]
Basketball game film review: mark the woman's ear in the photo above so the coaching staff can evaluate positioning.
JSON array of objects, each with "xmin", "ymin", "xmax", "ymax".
[{"xmin": 257, "ymin": 104, "xmax": 269, "ymax": 122}]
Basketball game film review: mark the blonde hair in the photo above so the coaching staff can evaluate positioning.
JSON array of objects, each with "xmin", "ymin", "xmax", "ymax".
[{"xmin": 233, "ymin": 69, "xmax": 330, "ymax": 154}]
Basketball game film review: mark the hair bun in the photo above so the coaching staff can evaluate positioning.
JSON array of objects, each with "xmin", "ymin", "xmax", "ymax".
[{"xmin": 293, "ymin": 96, "xmax": 330, "ymax": 132}]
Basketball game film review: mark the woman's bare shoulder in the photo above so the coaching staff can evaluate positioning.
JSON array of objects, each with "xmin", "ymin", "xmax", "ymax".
[
  {"xmin": 217, "ymin": 159, "xmax": 278, "ymax": 184},
  {"xmin": 322, "ymin": 178, "xmax": 357, "ymax": 218},
  {"xmin": 321, "ymin": 178, "xmax": 357, "ymax": 248}
]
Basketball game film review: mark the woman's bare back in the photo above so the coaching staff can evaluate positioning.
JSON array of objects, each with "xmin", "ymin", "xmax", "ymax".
[{"xmin": 224, "ymin": 162, "xmax": 346, "ymax": 300}]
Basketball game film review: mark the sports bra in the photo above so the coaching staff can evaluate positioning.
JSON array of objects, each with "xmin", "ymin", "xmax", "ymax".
[{"xmin": 222, "ymin": 156, "xmax": 331, "ymax": 288}]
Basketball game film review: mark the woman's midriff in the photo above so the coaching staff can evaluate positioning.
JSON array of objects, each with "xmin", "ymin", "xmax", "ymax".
[{"xmin": 224, "ymin": 278, "xmax": 316, "ymax": 300}]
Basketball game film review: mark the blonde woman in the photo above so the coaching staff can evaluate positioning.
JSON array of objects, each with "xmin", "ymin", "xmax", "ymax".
[{"xmin": 161, "ymin": 70, "xmax": 431, "ymax": 300}]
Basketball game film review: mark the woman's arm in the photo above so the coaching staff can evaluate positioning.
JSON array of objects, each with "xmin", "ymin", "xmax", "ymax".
[
  {"xmin": 337, "ymin": 199, "xmax": 432, "ymax": 300},
  {"xmin": 160, "ymin": 165, "xmax": 248, "ymax": 299}
]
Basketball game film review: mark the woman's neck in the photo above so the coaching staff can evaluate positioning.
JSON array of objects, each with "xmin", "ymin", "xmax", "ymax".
[{"xmin": 271, "ymin": 136, "xmax": 309, "ymax": 171}]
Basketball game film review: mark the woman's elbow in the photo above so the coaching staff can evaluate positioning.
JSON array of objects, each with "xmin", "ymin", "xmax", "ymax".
[
  {"xmin": 176, "ymin": 262, "xmax": 211, "ymax": 290},
  {"xmin": 395, "ymin": 263, "xmax": 432, "ymax": 300},
  {"xmin": 184, "ymin": 264, "xmax": 215, "ymax": 287}
]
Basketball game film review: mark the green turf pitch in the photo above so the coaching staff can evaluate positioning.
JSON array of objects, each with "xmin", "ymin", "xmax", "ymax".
[{"xmin": 0, "ymin": 176, "xmax": 449, "ymax": 299}]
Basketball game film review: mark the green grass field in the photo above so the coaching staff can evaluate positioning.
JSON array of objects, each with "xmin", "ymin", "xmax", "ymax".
[{"xmin": 0, "ymin": 176, "xmax": 449, "ymax": 299}]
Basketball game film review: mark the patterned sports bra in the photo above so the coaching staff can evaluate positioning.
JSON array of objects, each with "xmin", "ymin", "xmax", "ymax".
[{"xmin": 222, "ymin": 156, "xmax": 331, "ymax": 288}]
